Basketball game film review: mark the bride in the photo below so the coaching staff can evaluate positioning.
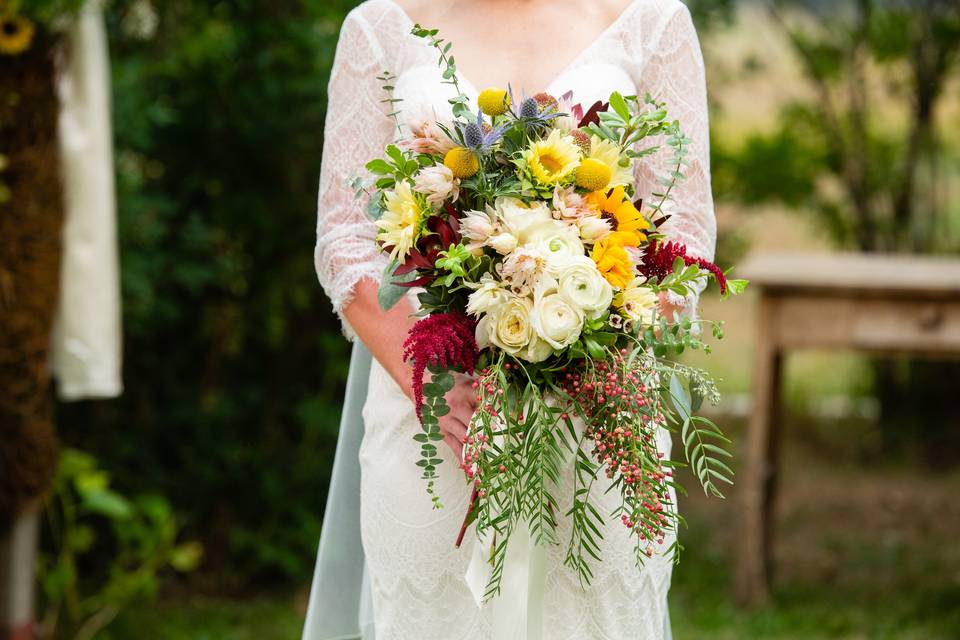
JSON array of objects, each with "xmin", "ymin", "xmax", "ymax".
[{"xmin": 304, "ymin": 0, "xmax": 716, "ymax": 638}]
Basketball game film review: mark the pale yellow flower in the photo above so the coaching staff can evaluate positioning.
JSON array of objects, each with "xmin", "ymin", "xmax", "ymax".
[{"xmin": 376, "ymin": 181, "xmax": 422, "ymax": 261}]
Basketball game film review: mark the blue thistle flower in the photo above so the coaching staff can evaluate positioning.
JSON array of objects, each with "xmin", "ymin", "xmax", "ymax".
[
  {"xmin": 457, "ymin": 109, "xmax": 509, "ymax": 153},
  {"xmin": 507, "ymin": 84, "xmax": 564, "ymax": 133}
]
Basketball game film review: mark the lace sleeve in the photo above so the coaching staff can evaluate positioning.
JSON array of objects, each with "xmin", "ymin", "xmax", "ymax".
[
  {"xmin": 634, "ymin": 3, "xmax": 717, "ymax": 310},
  {"xmin": 314, "ymin": 8, "xmax": 396, "ymax": 340}
]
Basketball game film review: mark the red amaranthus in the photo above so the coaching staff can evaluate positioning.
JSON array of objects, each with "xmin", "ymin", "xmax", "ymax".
[
  {"xmin": 402, "ymin": 311, "xmax": 479, "ymax": 421},
  {"xmin": 640, "ymin": 240, "xmax": 728, "ymax": 295}
]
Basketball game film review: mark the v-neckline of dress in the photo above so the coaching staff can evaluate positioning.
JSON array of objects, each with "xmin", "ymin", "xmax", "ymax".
[{"xmin": 382, "ymin": 0, "xmax": 640, "ymax": 96}]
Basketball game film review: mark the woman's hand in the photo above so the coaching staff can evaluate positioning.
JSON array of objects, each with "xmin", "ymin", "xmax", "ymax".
[{"xmin": 437, "ymin": 373, "xmax": 478, "ymax": 462}]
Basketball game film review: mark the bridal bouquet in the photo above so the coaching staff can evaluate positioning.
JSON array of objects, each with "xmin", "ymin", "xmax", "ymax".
[{"xmin": 357, "ymin": 25, "xmax": 746, "ymax": 599}]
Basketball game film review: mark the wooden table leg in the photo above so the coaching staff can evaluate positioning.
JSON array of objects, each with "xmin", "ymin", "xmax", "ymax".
[
  {"xmin": 0, "ymin": 509, "xmax": 39, "ymax": 640},
  {"xmin": 736, "ymin": 294, "xmax": 782, "ymax": 607}
]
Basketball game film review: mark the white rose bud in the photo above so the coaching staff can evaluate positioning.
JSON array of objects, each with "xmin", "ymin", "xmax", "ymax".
[
  {"xmin": 524, "ymin": 337, "xmax": 554, "ymax": 363},
  {"xmin": 488, "ymin": 232, "xmax": 519, "ymax": 255},
  {"xmin": 577, "ymin": 215, "xmax": 613, "ymax": 243},
  {"xmin": 466, "ymin": 273, "xmax": 509, "ymax": 317}
]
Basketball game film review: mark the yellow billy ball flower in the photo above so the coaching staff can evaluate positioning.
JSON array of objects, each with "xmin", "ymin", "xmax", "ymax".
[
  {"xmin": 0, "ymin": 14, "xmax": 35, "ymax": 56},
  {"xmin": 443, "ymin": 146, "xmax": 480, "ymax": 179},
  {"xmin": 575, "ymin": 158, "xmax": 613, "ymax": 192},
  {"xmin": 478, "ymin": 87, "xmax": 510, "ymax": 116}
]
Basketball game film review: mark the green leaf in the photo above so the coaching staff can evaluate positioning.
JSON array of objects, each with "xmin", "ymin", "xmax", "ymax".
[
  {"xmin": 365, "ymin": 158, "xmax": 393, "ymax": 175},
  {"xmin": 669, "ymin": 373, "xmax": 692, "ymax": 420},
  {"xmin": 82, "ymin": 489, "xmax": 134, "ymax": 520},
  {"xmin": 377, "ymin": 260, "xmax": 417, "ymax": 311},
  {"xmin": 725, "ymin": 278, "xmax": 749, "ymax": 297},
  {"xmin": 608, "ymin": 91, "xmax": 631, "ymax": 120}
]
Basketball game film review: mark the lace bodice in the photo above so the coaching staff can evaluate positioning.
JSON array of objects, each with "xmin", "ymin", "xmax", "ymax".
[{"xmin": 314, "ymin": 0, "xmax": 717, "ymax": 338}]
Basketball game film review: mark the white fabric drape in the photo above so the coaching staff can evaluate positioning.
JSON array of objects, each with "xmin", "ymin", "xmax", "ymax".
[
  {"xmin": 302, "ymin": 342, "xmax": 377, "ymax": 640},
  {"xmin": 51, "ymin": 0, "xmax": 123, "ymax": 401}
]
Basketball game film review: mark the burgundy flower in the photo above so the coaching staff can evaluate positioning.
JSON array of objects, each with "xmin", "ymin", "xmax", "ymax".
[
  {"xmin": 578, "ymin": 100, "xmax": 609, "ymax": 128},
  {"xmin": 402, "ymin": 311, "xmax": 479, "ymax": 422},
  {"xmin": 639, "ymin": 240, "xmax": 728, "ymax": 295}
]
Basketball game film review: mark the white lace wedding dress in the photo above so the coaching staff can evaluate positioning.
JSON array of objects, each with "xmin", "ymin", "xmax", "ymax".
[{"xmin": 307, "ymin": 1, "xmax": 716, "ymax": 638}]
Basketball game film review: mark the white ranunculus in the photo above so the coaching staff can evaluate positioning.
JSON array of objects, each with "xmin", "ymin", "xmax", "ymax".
[
  {"xmin": 524, "ymin": 219, "xmax": 585, "ymax": 274},
  {"xmin": 558, "ymin": 256, "xmax": 614, "ymax": 319},
  {"xmin": 476, "ymin": 295, "xmax": 535, "ymax": 356},
  {"xmin": 466, "ymin": 273, "xmax": 509, "ymax": 317},
  {"xmin": 531, "ymin": 292, "xmax": 585, "ymax": 350}
]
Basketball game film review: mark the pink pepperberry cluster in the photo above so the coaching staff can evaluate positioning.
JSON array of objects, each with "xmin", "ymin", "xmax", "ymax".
[{"xmin": 556, "ymin": 349, "xmax": 674, "ymax": 544}]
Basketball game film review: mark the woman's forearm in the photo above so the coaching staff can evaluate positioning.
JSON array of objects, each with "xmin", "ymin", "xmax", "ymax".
[{"xmin": 341, "ymin": 279, "xmax": 420, "ymax": 402}]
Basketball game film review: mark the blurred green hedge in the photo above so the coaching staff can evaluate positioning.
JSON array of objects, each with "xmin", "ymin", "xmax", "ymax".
[{"xmin": 58, "ymin": 0, "xmax": 360, "ymax": 586}]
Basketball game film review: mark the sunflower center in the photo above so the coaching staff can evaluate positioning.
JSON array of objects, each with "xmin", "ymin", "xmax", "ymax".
[
  {"xmin": 2, "ymin": 20, "xmax": 19, "ymax": 36},
  {"xmin": 601, "ymin": 211, "xmax": 619, "ymax": 231},
  {"xmin": 538, "ymin": 152, "xmax": 564, "ymax": 175}
]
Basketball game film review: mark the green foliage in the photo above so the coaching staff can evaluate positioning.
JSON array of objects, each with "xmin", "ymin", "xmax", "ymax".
[
  {"xmin": 18, "ymin": 0, "xmax": 87, "ymax": 23},
  {"xmin": 57, "ymin": 0, "xmax": 360, "ymax": 586},
  {"xmin": 409, "ymin": 24, "xmax": 472, "ymax": 120},
  {"xmin": 38, "ymin": 449, "xmax": 200, "ymax": 640},
  {"xmin": 416, "ymin": 368, "xmax": 454, "ymax": 509},
  {"xmin": 717, "ymin": 0, "xmax": 960, "ymax": 254}
]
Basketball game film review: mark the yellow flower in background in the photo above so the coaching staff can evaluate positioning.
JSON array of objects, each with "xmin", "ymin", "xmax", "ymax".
[
  {"xmin": 585, "ymin": 185, "xmax": 649, "ymax": 248},
  {"xmin": 444, "ymin": 146, "xmax": 480, "ymax": 179},
  {"xmin": 591, "ymin": 238, "xmax": 633, "ymax": 289},
  {"xmin": 376, "ymin": 181, "xmax": 423, "ymax": 261},
  {"xmin": 478, "ymin": 87, "xmax": 510, "ymax": 116},
  {"xmin": 524, "ymin": 129, "xmax": 580, "ymax": 187},
  {"xmin": 0, "ymin": 13, "xmax": 35, "ymax": 56},
  {"xmin": 584, "ymin": 135, "xmax": 633, "ymax": 187}
]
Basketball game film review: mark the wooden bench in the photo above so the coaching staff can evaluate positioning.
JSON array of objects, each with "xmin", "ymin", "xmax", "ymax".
[{"xmin": 734, "ymin": 252, "xmax": 960, "ymax": 607}]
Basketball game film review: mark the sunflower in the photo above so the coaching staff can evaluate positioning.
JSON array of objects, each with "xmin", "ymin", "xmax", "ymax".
[
  {"xmin": 591, "ymin": 238, "xmax": 634, "ymax": 290},
  {"xmin": 523, "ymin": 129, "xmax": 580, "ymax": 187},
  {"xmin": 585, "ymin": 185, "xmax": 650, "ymax": 247},
  {"xmin": 0, "ymin": 13, "xmax": 35, "ymax": 56},
  {"xmin": 376, "ymin": 181, "xmax": 423, "ymax": 261}
]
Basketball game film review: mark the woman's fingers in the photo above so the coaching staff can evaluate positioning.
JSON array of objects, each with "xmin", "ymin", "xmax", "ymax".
[{"xmin": 443, "ymin": 433, "xmax": 463, "ymax": 461}]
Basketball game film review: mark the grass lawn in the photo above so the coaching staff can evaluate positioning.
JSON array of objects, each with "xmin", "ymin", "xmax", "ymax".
[{"xmin": 109, "ymin": 427, "xmax": 960, "ymax": 640}]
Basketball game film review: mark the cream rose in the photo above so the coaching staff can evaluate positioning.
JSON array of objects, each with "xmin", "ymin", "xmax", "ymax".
[
  {"xmin": 557, "ymin": 256, "xmax": 614, "ymax": 319},
  {"xmin": 531, "ymin": 292, "xmax": 585, "ymax": 350},
  {"xmin": 475, "ymin": 295, "xmax": 535, "ymax": 356}
]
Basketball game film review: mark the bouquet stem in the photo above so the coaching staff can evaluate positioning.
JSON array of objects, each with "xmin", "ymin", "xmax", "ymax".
[{"xmin": 455, "ymin": 485, "xmax": 479, "ymax": 548}]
